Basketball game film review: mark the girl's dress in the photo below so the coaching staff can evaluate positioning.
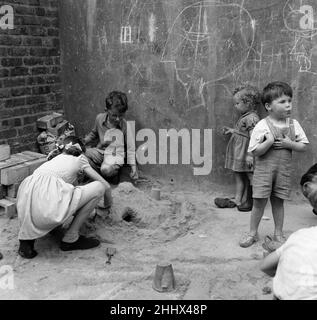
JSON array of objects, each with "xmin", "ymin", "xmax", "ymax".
[
  {"xmin": 17, "ymin": 154, "xmax": 90, "ymax": 240},
  {"xmin": 225, "ymin": 111, "xmax": 260, "ymax": 172}
]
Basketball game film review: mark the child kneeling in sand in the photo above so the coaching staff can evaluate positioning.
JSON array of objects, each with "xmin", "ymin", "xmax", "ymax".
[
  {"xmin": 17, "ymin": 136, "xmax": 111, "ymax": 259},
  {"xmin": 260, "ymin": 164, "xmax": 317, "ymax": 300}
]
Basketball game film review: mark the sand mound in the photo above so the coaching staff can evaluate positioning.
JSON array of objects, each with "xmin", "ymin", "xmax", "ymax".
[{"xmin": 107, "ymin": 182, "xmax": 200, "ymax": 240}]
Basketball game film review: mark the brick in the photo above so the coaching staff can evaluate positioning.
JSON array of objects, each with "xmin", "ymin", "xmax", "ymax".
[
  {"xmin": 0, "ymin": 199, "xmax": 16, "ymax": 219},
  {"xmin": 1, "ymin": 164, "xmax": 30, "ymax": 185},
  {"xmin": 22, "ymin": 37, "xmax": 42, "ymax": 46},
  {"xmin": 36, "ymin": 112, "xmax": 63, "ymax": 129},
  {"xmin": 24, "ymin": 57, "xmax": 44, "ymax": 66},
  {"xmin": 7, "ymin": 48, "xmax": 28, "ymax": 56},
  {"xmin": 47, "ymin": 120, "xmax": 68, "ymax": 136},
  {"xmin": 0, "ymin": 36, "xmax": 22, "ymax": 46},
  {"xmin": 0, "ymin": 145, "xmax": 10, "ymax": 161},
  {"xmin": 25, "ymin": 158, "xmax": 46, "ymax": 174},
  {"xmin": 10, "ymin": 67, "xmax": 30, "ymax": 77},
  {"xmin": 0, "ymin": 129, "xmax": 17, "ymax": 140},
  {"xmin": 7, "ymin": 183, "xmax": 20, "ymax": 198},
  {"xmin": 11, "ymin": 87, "xmax": 32, "ymax": 97},
  {"xmin": 0, "ymin": 69, "xmax": 9, "ymax": 78},
  {"xmin": 1, "ymin": 58, "xmax": 23, "ymax": 67}
]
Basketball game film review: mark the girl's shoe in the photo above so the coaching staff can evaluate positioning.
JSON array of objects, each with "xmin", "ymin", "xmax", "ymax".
[
  {"xmin": 60, "ymin": 235, "xmax": 100, "ymax": 251},
  {"xmin": 239, "ymin": 233, "xmax": 258, "ymax": 248},
  {"xmin": 214, "ymin": 198, "xmax": 236, "ymax": 208},
  {"xmin": 237, "ymin": 201, "xmax": 253, "ymax": 212},
  {"xmin": 18, "ymin": 240, "xmax": 37, "ymax": 259}
]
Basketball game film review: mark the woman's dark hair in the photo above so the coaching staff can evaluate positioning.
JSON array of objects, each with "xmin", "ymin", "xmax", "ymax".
[{"xmin": 105, "ymin": 91, "xmax": 128, "ymax": 113}]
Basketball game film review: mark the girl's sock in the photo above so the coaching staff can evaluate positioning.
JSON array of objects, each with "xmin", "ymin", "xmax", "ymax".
[{"xmin": 62, "ymin": 231, "xmax": 79, "ymax": 243}]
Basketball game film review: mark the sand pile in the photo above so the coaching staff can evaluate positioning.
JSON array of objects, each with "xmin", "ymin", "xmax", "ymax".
[{"xmin": 106, "ymin": 182, "xmax": 200, "ymax": 241}]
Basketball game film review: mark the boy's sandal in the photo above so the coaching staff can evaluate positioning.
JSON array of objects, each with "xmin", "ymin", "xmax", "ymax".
[
  {"xmin": 239, "ymin": 233, "xmax": 258, "ymax": 248},
  {"xmin": 273, "ymin": 234, "xmax": 286, "ymax": 243},
  {"xmin": 214, "ymin": 198, "xmax": 236, "ymax": 208},
  {"xmin": 262, "ymin": 236, "xmax": 282, "ymax": 253}
]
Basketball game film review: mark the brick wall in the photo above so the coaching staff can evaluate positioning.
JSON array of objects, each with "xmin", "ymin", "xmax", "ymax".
[{"xmin": 0, "ymin": 0, "xmax": 63, "ymax": 153}]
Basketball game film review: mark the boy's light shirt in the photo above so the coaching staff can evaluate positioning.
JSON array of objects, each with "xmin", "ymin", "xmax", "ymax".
[
  {"xmin": 248, "ymin": 118, "xmax": 309, "ymax": 153},
  {"xmin": 273, "ymin": 226, "xmax": 317, "ymax": 300}
]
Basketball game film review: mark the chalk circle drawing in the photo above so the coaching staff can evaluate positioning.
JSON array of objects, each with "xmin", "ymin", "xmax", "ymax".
[
  {"xmin": 161, "ymin": 1, "xmax": 255, "ymax": 111},
  {"xmin": 283, "ymin": 0, "xmax": 317, "ymax": 38}
]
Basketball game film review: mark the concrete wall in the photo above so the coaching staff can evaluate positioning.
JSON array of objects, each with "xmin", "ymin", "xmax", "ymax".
[
  {"xmin": 60, "ymin": 0, "xmax": 317, "ymax": 185},
  {"xmin": 0, "ymin": 0, "xmax": 63, "ymax": 153}
]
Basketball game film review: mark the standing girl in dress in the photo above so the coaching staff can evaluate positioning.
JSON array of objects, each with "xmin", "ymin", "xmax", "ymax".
[
  {"xmin": 215, "ymin": 85, "xmax": 261, "ymax": 211},
  {"xmin": 17, "ymin": 136, "xmax": 111, "ymax": 259}
]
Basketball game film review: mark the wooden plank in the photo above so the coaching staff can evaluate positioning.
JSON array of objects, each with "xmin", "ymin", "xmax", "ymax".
[
  {"xmin": 1, "ymin": 164, "xmax": 30, "ymax": 185},
  {"xmin": 21, "ymin": 151, "xmax": 46, "ymax": 159},
  {"xmin": 0, "ymin": 145, "xmax": 10, "ymax": 161}
]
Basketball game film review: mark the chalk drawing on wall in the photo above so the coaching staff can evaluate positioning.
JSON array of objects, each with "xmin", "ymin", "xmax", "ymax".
[
  {"xmin": 161, "ymin": 1, "xmax": 255, "ymax": 112},
  {"xmin": 121, "ymin": 25, "xmax": 132, "ymax": 43},
  {"xmin": 283, "ymin": 0, "xmax": 317, "ymax": 38},
  {"xmin": 283, "ymin": 0, "xmax": 317, "ymax": 75}
]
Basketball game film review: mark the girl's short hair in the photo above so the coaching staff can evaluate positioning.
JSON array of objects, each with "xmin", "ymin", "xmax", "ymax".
[
  {"xmin": 61, "ymin": 136, "xmax": 86, "ymax": 157},
  {"xmin": 105, "ymin": 91, "xmax": 128, "ymax": 113},
  {"xmin": 233, "ymin": 84, "xmax": 262, "ymax": 111},
  {"xmin": 262, "ymin": 81, "xmax": 293, "ymax": 105}
]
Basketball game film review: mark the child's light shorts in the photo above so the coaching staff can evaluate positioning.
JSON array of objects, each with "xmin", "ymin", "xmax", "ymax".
[{"xmin": 252, "ymin": 164, "xmax": 291, "ymax": 200}]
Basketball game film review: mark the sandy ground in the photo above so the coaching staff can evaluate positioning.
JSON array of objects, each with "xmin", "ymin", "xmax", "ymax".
[{"xmin": 0, "ymin": 176, "xmax": 315, "ymax": 300}]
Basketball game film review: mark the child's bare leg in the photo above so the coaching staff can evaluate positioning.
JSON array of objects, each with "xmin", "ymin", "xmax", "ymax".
[
  {"xmin": 250, "ymin": 198, "xmax": 268, "ymax": 235},
  {"xmin": 234, "ymin": 172, "xmax": 244, "ymax": 205},
  {"xmin": 270, "ymin": 195, "xmax": 284, "ymax": 238},
  {"xmin": 62, "ymin": 181, "xmax": 105, "ymax": 248}
]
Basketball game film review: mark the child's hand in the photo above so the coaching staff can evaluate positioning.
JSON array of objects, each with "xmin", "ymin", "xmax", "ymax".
[
  {"xmin": 130, "ymin": 165, "xmax": 139, "ymax": 180},
  {"xmin": 222, "ymin": 126, "xmax": 234, "ymax": 135},
  {"xmin": 273, "ymin": 136, "xmax": 293, "ymax": 150},
  {"xmin": 246, "ymin": 154, "xmax": 254, "ymax": 168}
]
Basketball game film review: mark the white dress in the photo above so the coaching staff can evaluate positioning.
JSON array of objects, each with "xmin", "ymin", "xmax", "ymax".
[{"xmin": 17, "ymin": 154, "xmax": 90, "ymax": 240}]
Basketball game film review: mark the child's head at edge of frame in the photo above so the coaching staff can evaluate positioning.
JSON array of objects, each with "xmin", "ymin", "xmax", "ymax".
[
  {"xmin": 233, "ymin": 84, "xmax": 262, "ymax": 115},
  {"xmin": 262, "ymin": 81, "xmax": 293, "ymax": 117}
]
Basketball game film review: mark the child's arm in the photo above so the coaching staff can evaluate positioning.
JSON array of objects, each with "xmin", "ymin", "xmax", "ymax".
[
  {"xmin": 260, "ymin": 251, "xmax": 280, "ymax": 277},
  {"xmin": 252, "ymin": 132, "xmax": 275, "ymax": 157},
  {"xmin": 83, "ymin": 166, "xmax": 110, "ymax": 189}
]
